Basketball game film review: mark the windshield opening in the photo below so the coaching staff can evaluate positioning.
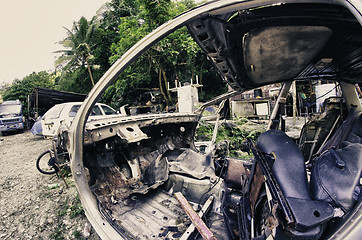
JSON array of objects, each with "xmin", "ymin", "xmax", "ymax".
[
  {"xmin": 90, "ymin": 106, "xmax": 102, "ymax": 116},
  {"xmin": 43, "ymin": 104, "xmax": 66, "ymax": 120},
  {"xmin": 69, "ymin": 105, "xmax": 105, "ymax": 117},
  {"xmin": 69, "ymin": 105, "xmax": 81, "ymax": 117},
  {"xmin": 0, "ymin": 104, "xmax": 21, "ymax": 115},
  {"xmin": 101, "ymin": 105, "xmax": 116, "ymax": 115}
]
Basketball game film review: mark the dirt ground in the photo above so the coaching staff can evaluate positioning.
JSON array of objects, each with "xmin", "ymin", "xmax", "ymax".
[{"xmin": 0, "ymin": 130, "xmax": 100, "ymax": 240}]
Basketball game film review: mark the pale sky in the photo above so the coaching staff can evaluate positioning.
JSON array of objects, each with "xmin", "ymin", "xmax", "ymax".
[{"xmin": 0, "ymin": 0, "xmax": 109, "ymax": 85}]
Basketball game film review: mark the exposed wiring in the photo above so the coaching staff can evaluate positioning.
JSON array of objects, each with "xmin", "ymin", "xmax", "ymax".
[{"xmin": 198, "ymin": 161, "xmax": 227, "ymax": 208}]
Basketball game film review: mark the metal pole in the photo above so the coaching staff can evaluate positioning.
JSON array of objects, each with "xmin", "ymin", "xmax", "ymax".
[
  {"xmin": 27, "ymin": 94, "xmax": 30, "ymax": 128},
  {"xmin": 292, "ymin": 81, "xmax": 297, "ymax": 125},
  {"xmin": 266, "ymin": 81, "xmax": 292, "ymax": 130},
  {"xmin": 36, "ymin": 88, "xmax": 39, "ymax": 119}
]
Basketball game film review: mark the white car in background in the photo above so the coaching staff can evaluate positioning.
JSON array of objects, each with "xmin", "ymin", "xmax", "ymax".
[{"xmin": 32, "ymin": 102, "xmax": 118, "ymax": 137}]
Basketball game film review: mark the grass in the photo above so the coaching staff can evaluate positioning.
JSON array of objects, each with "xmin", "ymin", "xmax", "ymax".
[
  {"xmin": 50, "ymin": 193, "xmax": 85, "ymax": 239},
  {"xmin": 50, "ymin": 223, "xmax": 65, "ymax": 240},
  {"xmin": 60, "ymin": 165, "xmax": 72, "ymax": 178},
  {"xmin": 195, "ymin": 118, "xmax": 264, "ymax": 158},
  {"xmin": 72, "ymin": 230, "xmax": 83, "ymax": 239},
  {"xmin": 69, "ymin": 195, "xmax": 84, "ymax": 219},
  {"xmin": 39, "ymin": 160, "xmax": 87, "ymax": 239},
  {"xmin": 56, "ymin": 195, "xmax": 84, "ymax": 218},
  {"xmin": 45, "ymin": 178, "xmax": 85, "ymax": 239}
]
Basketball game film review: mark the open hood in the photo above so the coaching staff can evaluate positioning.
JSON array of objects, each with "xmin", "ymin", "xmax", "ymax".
[{"xmin": 187, "ymin": 1, "xmax": 362, "ymax": 91}]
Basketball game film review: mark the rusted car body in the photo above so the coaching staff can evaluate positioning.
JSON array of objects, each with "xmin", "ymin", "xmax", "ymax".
[{"xmin": 61, "ymin": 0, "xmax": 362, "ymax": 239}]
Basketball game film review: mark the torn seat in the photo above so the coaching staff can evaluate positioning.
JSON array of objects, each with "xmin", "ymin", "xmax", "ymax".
[
  {"xmin": 310, "ymin": 112, "xmax": 362, "ymax": 213},
  {"xmin": 256, "ymin": 130, "xmax": 334, "ymax": 238}
]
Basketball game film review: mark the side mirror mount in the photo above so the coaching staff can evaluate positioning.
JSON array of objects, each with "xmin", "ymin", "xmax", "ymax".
[{"xmin": 119, "ymin": 104, "xmax": 129, "ymax": 116}]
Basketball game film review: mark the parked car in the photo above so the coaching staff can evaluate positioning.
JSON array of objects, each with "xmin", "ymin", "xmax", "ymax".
[
  {"xmin": 59, "ymin": 1, "xmax": 361, "ymax": 239},
  {"xmin": 0, "ymin": 100, "xmax": 24, "ymax": 135},
  {"xmin": 31, "ymin": 102, "xmax": 118, "ymax": 137}
]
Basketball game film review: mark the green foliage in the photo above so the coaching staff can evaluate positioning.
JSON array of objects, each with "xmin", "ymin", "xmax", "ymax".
[
  {"xmin": 60, "ymin": 165, "xmax": 72, "ymax": 178},
  {"xmin": 195, "ymin": 120, "xmax": 263, "ymax": 158},
  {"xmin": 107, "ymin": 0, "xmax": 226, "ymax": 108},
  {"xmin": 93, "ymin": 0, "xmax": 141, "ymax": 72},
  {"xmin": 140, "ymin": 0, "xmax": 171, "ymax": 29},
  {"xmin": 56, "ymin": 195, "xmax": 84, "ymax": 218},
  {"xmin": 72, "ymin": 230, "xmax": 83, "ymax": 239},
  {"xmin": 109, "ymin": 18, "xmax": 148, "ymax": 60},
  {"xmin": 55, "ymin": 17, "xmax": 97, "ymax": 69},
  {"xmin": 55, "ymin": 0, "xmax": 144, "ymax": 95},
  {"xmin": 55, "ymin": 68, "xmax": 93, "ymax": 94},
  {"xmin": 50, "ymin": 223, "xmax": 65, "ymax": 240},
  {"xmin": 47, "ymin": 184, "xmax": 85, "ymax": 239},
  {"xmin": 69, "ymin": 204, "xmax": 84, "ymax": 219},
  {"xmin": 55, "ymin": 16, "xmax": 99, "ymax": 87},
  {"xmin": 69, "ymin": 195, "xmax": 84, "ymax": 219},
  {"xmin": 195, "ymin": 122, "xmax": 214, "ymax": 141},
  {"xmin": 2, "ymin": 71, "xmax": 53, "ymax": 115}
]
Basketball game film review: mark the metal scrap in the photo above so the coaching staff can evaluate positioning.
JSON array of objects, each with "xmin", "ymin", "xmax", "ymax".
[
  {"xmin": 180, "ymin": 195, "xmax": 214, "ymax": 240},
  {"xmin": 175, "ymin": 192, "xmax": 218, "ymax": 240}
]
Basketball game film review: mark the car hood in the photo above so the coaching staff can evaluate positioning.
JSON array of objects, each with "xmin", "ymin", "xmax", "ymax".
[{"xmin": 186, "ymin": 0, "xmax": 362, "ymax": 91}]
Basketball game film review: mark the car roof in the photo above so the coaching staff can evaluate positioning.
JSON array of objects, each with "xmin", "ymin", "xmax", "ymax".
[
  {"xmin": 48, "ymin": 102, "xmax": 108, "ymax": 108},
  {"xmin": 44, "ymin": 102, "xmax": 115, "ymax": 116}
]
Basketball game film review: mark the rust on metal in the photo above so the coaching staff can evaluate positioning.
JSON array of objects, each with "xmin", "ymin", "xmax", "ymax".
[
  {"xmin": 180, "ymin": 195, "xmax": 214, "ymax": 240},
  {"xmin": 249, "ymin": 163, "xmax": 265, "ymax": 216},
  {"xmin": 224, "ymin": 158, "xmax": 250, "ymax": 189},
  {"xmin": 175, "ymin": 192, "xmax": 218, "ymax": 240}
]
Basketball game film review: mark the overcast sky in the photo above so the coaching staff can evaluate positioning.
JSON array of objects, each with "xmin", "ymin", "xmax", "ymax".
[{"xmin": 0, "ymin": 0, "xmax": 109, "ymax": 85}]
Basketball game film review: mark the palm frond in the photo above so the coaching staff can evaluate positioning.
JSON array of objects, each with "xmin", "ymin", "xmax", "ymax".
[
  {"xmin": 54, "ymin": 15, "xmax": 100, "ymax": 87},
  {"xmin": 55, "ymin": 55, "xmax": 76, "ymax": 67}
]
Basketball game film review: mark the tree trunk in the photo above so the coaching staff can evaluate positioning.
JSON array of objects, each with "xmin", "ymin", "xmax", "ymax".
[
  {"xmin": 161, "ymin": 68, "xmax": 171, "ymax": 102},
  {"xmin": 159, "ymin": 69, "xmax": 169, "ymax": 106},
  {"xmin": 85, "ymin": 58, "xmax": 95, "ymax": 86}
]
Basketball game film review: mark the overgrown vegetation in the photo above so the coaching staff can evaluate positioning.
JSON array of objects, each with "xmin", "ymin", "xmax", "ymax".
[{"xmin": 196, "ymin": 118, "xmax": 265, "ymax": 159}]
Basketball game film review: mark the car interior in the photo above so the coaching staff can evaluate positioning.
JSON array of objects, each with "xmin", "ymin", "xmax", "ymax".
[{"xmin": 65, "ymin": 1, "xmax": 362, "ymax": 239}]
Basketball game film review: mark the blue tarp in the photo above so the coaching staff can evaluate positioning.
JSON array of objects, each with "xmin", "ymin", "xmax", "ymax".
[{"xmin": 31, "ymin": 117, "xmax": 43, "ymax": 136}]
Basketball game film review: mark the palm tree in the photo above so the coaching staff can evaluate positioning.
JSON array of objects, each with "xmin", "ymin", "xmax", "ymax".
[{"xmin": 55, "ymin": 16, "xmax": 98, "ymax": 86}]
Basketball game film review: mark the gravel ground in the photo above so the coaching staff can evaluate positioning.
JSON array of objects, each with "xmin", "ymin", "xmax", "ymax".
[{"xmin": 0, "ymin": 130, "xmax": 100, "ymax": 240}]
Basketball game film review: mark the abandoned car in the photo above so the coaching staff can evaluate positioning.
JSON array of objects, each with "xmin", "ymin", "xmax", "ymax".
[
  {"xmin": 60, "ymin": 0, "xmax": 361, "ymax": 239},
  {"xmin": 31, "ymin": 102, "xmax": 118, "ymax": 137}
]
